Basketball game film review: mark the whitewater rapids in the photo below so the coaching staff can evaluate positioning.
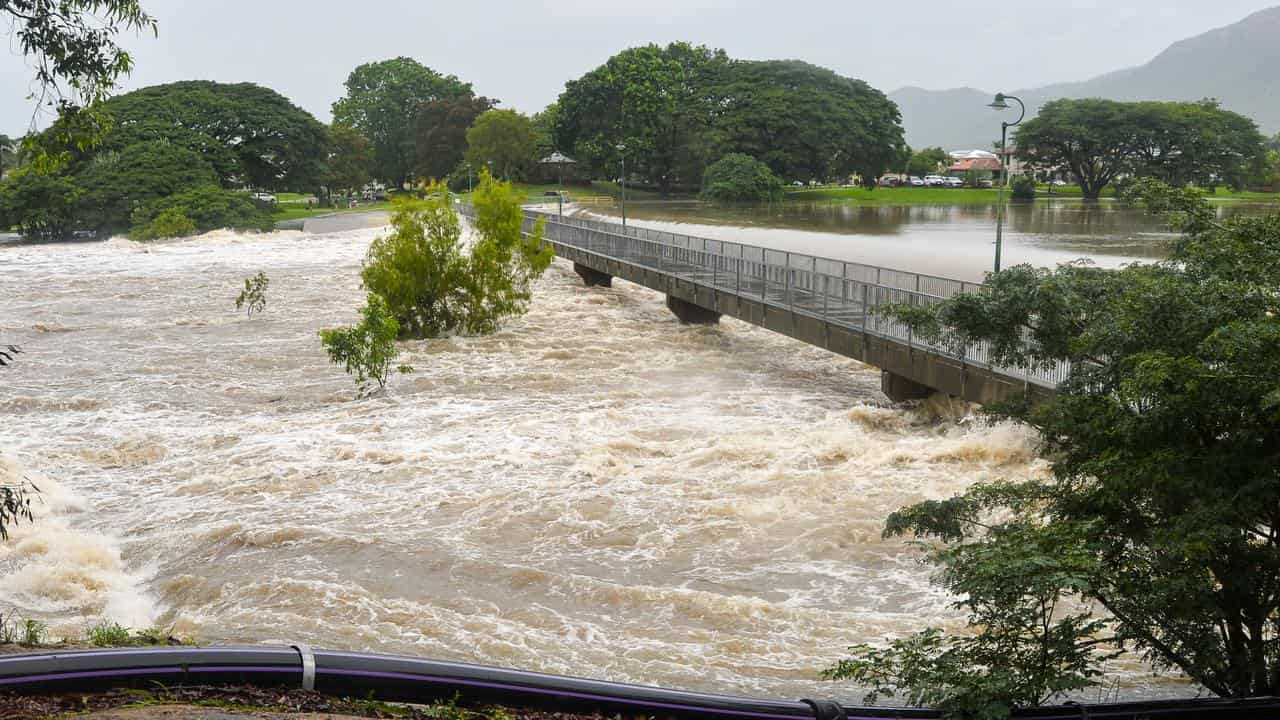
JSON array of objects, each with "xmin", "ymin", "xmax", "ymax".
[{"xmin": 0, "ymin": 225, "xmax": 1179, "ymax": 700}]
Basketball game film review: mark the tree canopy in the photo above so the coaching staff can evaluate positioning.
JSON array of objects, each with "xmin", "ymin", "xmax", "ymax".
[
  {"xmin": 830, "ymin": 181, "xmax": 1280, "ymax": 715},
  {"xmin": 325, "ymin": 124, "xmax": 374, "ymax": 196},
  {"xmin": 553, "ymin": 45, "xmax": 904, "ymax": 191},
  {"xmin": 332, "ymin": 57, "xmax": 474, "ymax": 187},
  {"xmin": 464, "ymin": 109, "xmax": 538, "ymax": 182},
  {"xmin": 1015, "ymin": 99, "xmax": 1267, "ymax": 198},
  {"xmin": 907, "ymin": 147, "xmax": 948, "ymax": 178},
  {"xmin": 553, "ymin": 43, "xmax": 726, "ymax": 193},
  {"xmin": 92, "ymin": 81, "xmax": 329, "ymax": 191},
  {"xmin": 414, "ymin": 94, "xmax": 495, "ymax": 182}
]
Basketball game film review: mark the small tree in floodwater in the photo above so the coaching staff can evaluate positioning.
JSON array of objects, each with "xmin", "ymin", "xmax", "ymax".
[
  {"xmin": 235, "ymin": 272, "xmax": 269, "ymax": 318},
  {"xmin": 360, "ymin": 171, "xmax": 553, "ymax": 338},
  {"xmin": 320, "ymin": 294, "xmax": 410, "ymax": 396}
]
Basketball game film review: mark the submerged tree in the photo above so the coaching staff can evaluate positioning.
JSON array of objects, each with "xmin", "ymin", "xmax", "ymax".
[
  {"xmin": 827, "ymin": 180, "xmax": 1280, "ymax": 716},
  {"xmin": 235, "ymin": 272, "xmax": 270, "ymax": 318},
  {"xmin": 320, "ymin": 294, "xmax": 407, "ymax": 396},
  {"xmin": 361, "ymin": 172, "xmax": 552, "ymax": 338}
]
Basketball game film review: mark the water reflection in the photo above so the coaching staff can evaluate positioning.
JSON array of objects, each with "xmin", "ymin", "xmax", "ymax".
[{"xmin": 580, "ymin": 200, "xmax": 1274, "ymax": 283}]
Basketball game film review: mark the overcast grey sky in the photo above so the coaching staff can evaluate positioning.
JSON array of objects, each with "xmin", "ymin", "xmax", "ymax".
[{"xmin": 3, "ymin": 1, "xmax": 1278, "ymax": 136}]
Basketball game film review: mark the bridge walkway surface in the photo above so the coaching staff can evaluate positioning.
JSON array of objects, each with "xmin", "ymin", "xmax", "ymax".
[{"xmin": 461, "ymin": 204, "xmax": 1063, "ymax": 404}]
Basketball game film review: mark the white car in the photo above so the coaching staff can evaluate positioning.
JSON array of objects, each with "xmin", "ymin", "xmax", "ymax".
[
  {"xmin": 943, "ymin": 177, "xmax": 964, "ymax": 188},
  {"xmin": 250, "ymin": 192, "xmax": 277, "ymax": 203},
  {"xmin": 923, "ymin": 175, "xmax": 947, "ymax": 187},
  {"xmin": 908, "ymin": 176, "xmax": 925, "ymax": 187}
]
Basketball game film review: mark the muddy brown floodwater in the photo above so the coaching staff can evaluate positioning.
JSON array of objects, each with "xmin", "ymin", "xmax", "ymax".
[{"xmin": 0, "ymin": 222, "xmax": 1189, "ymax": 702}]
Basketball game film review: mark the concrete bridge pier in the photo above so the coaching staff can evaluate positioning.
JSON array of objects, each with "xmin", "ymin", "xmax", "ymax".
[
  {"xmin": 574, "ymin": 262, "xmax": 613, "ymax": 287},
  {"xmin": 881, "ymin": 371, "xmax": 933, "ymax": 403},
  {"xmin": 666, "ymin": 296, "xmax": 721, "ymax": 325}
]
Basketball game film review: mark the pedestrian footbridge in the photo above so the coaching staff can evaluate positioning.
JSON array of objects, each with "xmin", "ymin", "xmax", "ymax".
[{"xmin": 465, "ymin": 205, "xmax": 1063, "ymax": 404}]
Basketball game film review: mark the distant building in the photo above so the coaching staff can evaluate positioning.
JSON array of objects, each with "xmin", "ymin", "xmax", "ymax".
[{"xmin": 946, "ymin": 157, "xmax": 1002, "ymax": 179}]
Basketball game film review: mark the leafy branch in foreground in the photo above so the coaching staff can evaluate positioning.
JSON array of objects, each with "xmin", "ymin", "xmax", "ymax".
[
  {"xmin": 320, "ymin": 294, "xmax": 411, "ymax": 395},
  {"xmin": 1, "ymin": 476, "xmax": 39, "ymax": 541},
  {"xmin": 235, "ymin": 272, "xmax": 269, "ymax": 318},
  {"xmin": 3, "ymin": 1, "xmax": 157, "ymax": 168},
  {"xmin": 835, "ymin": 181, "xmax": 1280, "ymax": 715}
]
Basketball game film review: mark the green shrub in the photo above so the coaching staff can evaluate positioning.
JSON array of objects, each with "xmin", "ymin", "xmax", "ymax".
[
  {"xmin": 21, "ymin": 618, "xmax": 47, "ymax": 646},
  {"xmin": 701, "ymin": 153, "xmax": 783, "ymax": 202},
  {"xmin": 320, "ymin": 294, "xmax": 409, "ymax": 394},
  {"xmin": 1011, "ymin": 176, "xmax": 1037, "ymax": 200},
  {"xmin": 87, "ymin": 620, "xmax": 132, "ymax": 647},
  {"xmin": 130, "ymin": 185, "xmax": 274, "ymax": 239},
  {"xmin": 133, "ymin": 207, "xmax": 198, "ymax": 241}
]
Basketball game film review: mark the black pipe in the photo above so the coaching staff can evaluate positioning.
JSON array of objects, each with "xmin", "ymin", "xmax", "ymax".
[{"xmin": 2, "ymin": 647, "xmax": 1278, "ymax": 720}]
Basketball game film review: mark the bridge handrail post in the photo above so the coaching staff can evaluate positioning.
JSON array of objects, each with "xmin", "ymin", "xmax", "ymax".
[
  {"xmin": 823, "ymin": 274, "xmax": 829, "ymax": 316},
  {"xmin": 784, "ymin": 252, "xmax": 792, "ymax": 308}
]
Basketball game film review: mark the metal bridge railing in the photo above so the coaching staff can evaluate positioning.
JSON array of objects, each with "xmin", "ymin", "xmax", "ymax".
[{"xmin": 458, "ymin": 203, "xmax": 1066, "ymax": 389}]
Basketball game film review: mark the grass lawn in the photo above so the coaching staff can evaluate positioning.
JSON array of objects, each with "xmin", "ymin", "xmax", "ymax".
[{"xmin": 272, "ymin": 201, "xmax": 393, "ymax": 222}]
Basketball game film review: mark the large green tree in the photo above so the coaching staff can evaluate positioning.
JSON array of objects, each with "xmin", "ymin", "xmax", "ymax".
[
  {"xmin": 464, "ymin": 109, "xmax": 538, "ymax": 181},
  {"xmin": 332, "ymin": 58, "xmax": 473, "ymax": 188},
  {"xmin": 325, "ymin": 124, "xmax": 374, "ymax": 197},
  {"xmin": 1016, "ymin": 99, "xmax": 1266, "ymax": 199},
  {"xmin": 703, "ymin": 59, "xmax": 905, "ymax": 186},
  {"xmin": 553, "ymin": 42, "xmax": 727, "ymax": 193},
  {"xmin": 414, "ymin": 94, "xmax": 495, "ymax": 182},
  {"xmin": 828, "ymin": 181, "xmax": 1280, "ymax": 716},
  {"xmin": 91, "ymin": 81, "xmax": 329, "ymax": 191}
]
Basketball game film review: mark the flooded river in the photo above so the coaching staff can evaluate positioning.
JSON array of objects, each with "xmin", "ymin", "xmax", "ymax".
[{"xmin": 0, "ymin": 217, "xmax": 1193, "ymax": 701}]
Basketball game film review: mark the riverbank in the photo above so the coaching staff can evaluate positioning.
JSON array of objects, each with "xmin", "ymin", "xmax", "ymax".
[{"xmin": 784, "ymin": 185, "xmax": 1280, "ymax": 205}]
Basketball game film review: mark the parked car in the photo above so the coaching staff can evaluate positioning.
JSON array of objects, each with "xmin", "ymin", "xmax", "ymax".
[
  {"xmin": 879, "ymin": 176, "xmax": 901, "ymax": 188},
  {"xmin": 250, "ymin": 192, "xmax": 277, "ymax": 203},
  {"xmin": 1050, "ymin": 179, "xmax": 1069, "ymax": 187},
  {"xmin": 908, "ymin": 176, "xmax": 925, "ymax": 187},
  {"xmin": 979, "ymin": 179, "xmax": 995, "ymax": 188},
  {"xmin": 923, "ymin": 175, "xmax": 947, "ymax": 187},
  {"xmin": 944, "ymin": 177, "xmax": 964, "ymax": 188}
]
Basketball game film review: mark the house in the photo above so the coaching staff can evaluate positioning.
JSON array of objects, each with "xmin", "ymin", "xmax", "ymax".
[{"xmin": 946, "ymin": 156, "xmax": 1002, "ymax": 180}]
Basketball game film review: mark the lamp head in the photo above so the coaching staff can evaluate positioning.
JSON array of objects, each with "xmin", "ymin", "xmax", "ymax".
[{"xmin": 988, "ymin": 93, "xmax": 1010, "ymax": 110}]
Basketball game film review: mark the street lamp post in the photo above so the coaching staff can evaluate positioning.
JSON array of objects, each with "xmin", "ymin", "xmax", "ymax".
[
  {"xmin": 465, "ymin": 161, "xmax": 472, "ymax": 194},
  {"xmin": 616, "ymin": 143, "xmax": 627, "ymax": 229},
  {"xmin": 988, "ymin": 92, "xmax": 1026, "ymax": 274}
]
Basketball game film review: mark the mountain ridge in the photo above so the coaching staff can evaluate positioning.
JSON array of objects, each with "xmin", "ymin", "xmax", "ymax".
[{"xmin": 890, "ymin": 6, "xmax": 1280, "ymax": 149}]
